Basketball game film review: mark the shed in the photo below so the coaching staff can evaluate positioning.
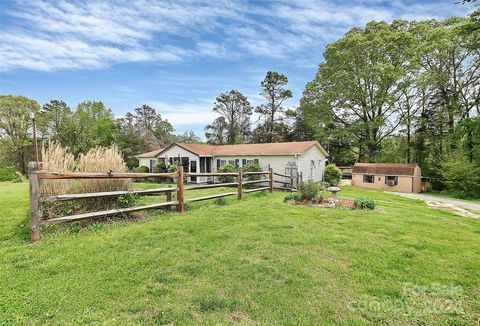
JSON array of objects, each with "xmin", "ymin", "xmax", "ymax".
[{"xmin": 352, "ymin": 163, "xmax": 422, "ymax": 193}]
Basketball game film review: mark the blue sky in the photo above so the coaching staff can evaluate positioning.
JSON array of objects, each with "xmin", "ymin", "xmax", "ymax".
[{"xmin": 0, "ymin": 0, "xmax": 471, "ymax": 139}]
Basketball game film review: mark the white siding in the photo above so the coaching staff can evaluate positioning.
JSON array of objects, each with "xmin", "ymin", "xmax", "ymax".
[
  {"xmin": 296, "ymin": 145, "xmax": 326, "ymax": 183},
  {"xmin": 138, "ymin": 143, "xmax": 327, "ymax": 184}
]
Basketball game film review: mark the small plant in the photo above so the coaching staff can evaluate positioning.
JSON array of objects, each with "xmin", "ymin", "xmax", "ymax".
[
  {"xmin": 299, "ymin": 181, "xmax": 319, "ymax": 201},
  {"xmin": 319, "ymin": 181, "xmax": 331, "ymax": 190},
  {"xmin": 323, "ymin": 164, "xmax": 342, "ymax": 186},
  {"xmin": 0, "ymin": 165, "xmax": 17, "ymax": 181},
  {"xmin": 217, "ymin": 164, "xmax": 236, "ymax": 183},
  {"xmin": 284, "ymin": 193, "xmax": 301, "ymax": 202},
  {"xmin": 152, "ymin": 161, "xmax": 167, "ymax": 173},
  {"xmin": 214, "ymin": 197, "xmax": 227, "ymax": 205},
  {"xmin": 354, "ymin": 197, "xmax": 376, "ymax": 210},
  {"xmin": 253, "ymin": 190, "xmax": 269, "ymax": 197},
  {"xmin": 133, "ymin": 166, "xmax": 149, "ymax": 173}
]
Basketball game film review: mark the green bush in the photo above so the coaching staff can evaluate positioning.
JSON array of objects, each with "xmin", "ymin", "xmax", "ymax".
[
  {"xmin": 133, "ymin": 166, "xmax": 149, "ymax": 173},
  {"xmin": 167, "ymin": 164, "xmax": 177, "ymax": 173},
  {"xmin": 243, "ymin": 162, "xmax": 262, "ymax": 188},
  {"xmin": 299, "ymin": 181, "xmax": 319, "ymax": 201},
  {"xmin": 214, "ymin": 197, "xmax": 227, "ymax": 205},
  {"xmin": 0, "ymin": 166, "xmax": 17, "ymax": 181},
  {"xmin": 323, "ymin": 164, "xmax": 342, "ymax": 186},
  {"xmin": 440, "ymin": 157, "xmax": 480, "ymax": 199},
  {"xmin": 355, "ymin": 197, "xmax": 376, "ymax": 210},
  {"xmin": 217, "ymin": 164, "xmax": 237, "ymax": 183},
  {"xmin": 319, "ymin": 181, "xmax": 331, "ymax": 190},
  {"xmin": 284, "ymin": 193, "xmax": 301, "ymax": 202},
  {"xmin": 152, "ymin": 161, "xmax": 167, "ymax": 173}
]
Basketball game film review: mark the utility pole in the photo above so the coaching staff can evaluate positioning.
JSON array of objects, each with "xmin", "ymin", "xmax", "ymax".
[{"xmin": 30, "ymin": 111, "xmax": 38, "ymax": 163}]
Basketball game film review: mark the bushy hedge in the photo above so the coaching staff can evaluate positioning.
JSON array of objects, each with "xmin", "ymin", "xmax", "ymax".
[
  {"xmin": 0, "ymin": 166, "xmax": 17, "ymax": 181},
  {"xmin": 243, "ymin": 162, "xmax": 262, "ymax": 188},
  {"xmin": 152, "ymin": 162, "xmax": 167, "ymax": 173},
  {"xmin": 299, "ymin": 181, "xmax": 320, "ymax": 201},
  {"xmin": 133, "ymin": 166, "xmax": 149, "ymax": 173},
  {"xmin": 168, "ymin": 164, "xmax": 178, "ymax": 173},
  {"xmin": 217, "ymin": 164, "xmax": 237, "ymax": 183},
  {"xmin": 323, "ymin": 164, "xmax": 342, "ymax": 186},
  {"xmin": 440, "ymin": 157, "xmax": 480, "ymax": 199},
  {"xmin": 354, "ymin": 197, "xmax": 376, "ymax": 210}
]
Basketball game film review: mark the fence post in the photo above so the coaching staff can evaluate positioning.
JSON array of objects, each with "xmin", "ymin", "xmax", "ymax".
[
  {"xmin": 268, "ymin": 166, "xmax": 273, "ymax": 193},
  {"xmin": 300, "ymin": 171, "xmax": 303, "ymax": 184},
  {"xmin": 176, "ymin": 165, "xmax": 185, "ymax": 213},
  {"xmin": 237, "ymin": 168, "xmax": 243, "ymax": 200},
  {"xmin": 290, "ymin": 175, "xmax": 294, "ymax": 190},
  {"xmin": 28, "ymin": 161, "xmax": 41, "ymax": 242},
  {"xmin": 166, "ymin": 190, "xmax": 173, "ymax": 211}
]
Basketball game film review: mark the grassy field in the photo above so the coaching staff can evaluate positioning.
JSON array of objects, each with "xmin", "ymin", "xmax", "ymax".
[{"xmin": 0, "ymin": 182, "xmax": 479, "ymax": 325}]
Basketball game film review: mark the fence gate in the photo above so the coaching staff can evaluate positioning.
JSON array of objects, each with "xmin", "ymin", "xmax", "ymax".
[{"xmin": 285, "ymin": 162, "xmax": 298, "ymax": 188}]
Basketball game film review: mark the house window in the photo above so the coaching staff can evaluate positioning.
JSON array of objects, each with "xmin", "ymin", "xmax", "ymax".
[
  {"xmin": 385, "ymin": 176, "xmax": 398, "ymax": 186},
  {"xmin": 363, "ymin": 175, "xmax": 374, "ymax": 183},
  {"xmin": 217, "ymin": 159, "xmax": 228, "ymax": 169},
  {"xmin": 242, "ymin": 159, "xmax": 255, "ymax": 166}
]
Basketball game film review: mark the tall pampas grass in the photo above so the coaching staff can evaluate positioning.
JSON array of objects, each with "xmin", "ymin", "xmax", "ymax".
[
  {"xmin": 40, "ymin": 143, "xmax": 133, "ymax": 219},
  {"xmin": 41, "ymin": 142, "xmax": 76, "ymax": 196},
  {"xmin": 78, "ymin": 145, "xmax": 131, "ymax": 193}
]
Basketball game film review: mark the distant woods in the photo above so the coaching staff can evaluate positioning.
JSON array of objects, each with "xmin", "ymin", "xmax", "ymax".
[{"xmin": 0, "ymin": 97, "xmax": 200, "ymax": 173}]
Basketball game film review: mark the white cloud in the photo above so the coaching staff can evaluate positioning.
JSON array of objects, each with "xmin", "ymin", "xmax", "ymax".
[
  {"xmin": 146, "ymin": 100, "xmax": 218, "ymax": 125},
  {"xmin": 0, "ymin": 0, "xmax": 469, "ymax": 71}
]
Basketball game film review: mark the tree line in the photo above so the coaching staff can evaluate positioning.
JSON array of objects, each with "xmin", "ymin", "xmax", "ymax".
[{"xmin": 0, "ymin": 96, "xmax": 200, "ymax": 174}]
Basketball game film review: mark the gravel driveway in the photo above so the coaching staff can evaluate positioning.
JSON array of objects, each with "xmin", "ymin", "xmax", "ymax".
[{"xmin": 384, "ymin": 191, "xmax": 480, "ymax": 211}]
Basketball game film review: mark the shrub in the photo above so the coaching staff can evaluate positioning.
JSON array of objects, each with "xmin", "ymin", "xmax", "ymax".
[
  {"xmin": 217, "ymin": 164, "xmax": 237, "ymax": 183},
  {"xmin": 440, "ymin": 157, "xmax": 480, "ymax": 199},
  {"xmin": 133, "ymin": 166, "xmax": 149, "ymax": 173},
  {"xmin": 167, "ymin": 164, "xmax": 177, "ymax": 173},
  {"xmin": 319, "ymin": 181, "xmax": 331, "ymax": 190},
  {"xmin": 323, "ymin": 164, "xmax": 342, "ymax": 186},
  {"xmin": 243, "ymin": 162, "xmax": 264, "ymax": 188},
  {"xmin": 284, "ymin": 193, "xmax": 301, "ymax": 202},
  {"xmin": 355, "ymin": 197, "xmax": 376, "ymax": 210},
  {"xmin": 0, "ymin": 165, "xmax": 16, "ymax": 181},
  {"xmin": 299, "ymin": 181, "xmax": 319, "ymax": 201},
  {"xmin": 152, "ymin": 161, "xmax": 167, "ymax": 173}
]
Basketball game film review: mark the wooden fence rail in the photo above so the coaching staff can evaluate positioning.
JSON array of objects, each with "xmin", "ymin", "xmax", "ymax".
[{"xmin": 28, "ymin": 162, "xmax": 277, "ymax": 242}]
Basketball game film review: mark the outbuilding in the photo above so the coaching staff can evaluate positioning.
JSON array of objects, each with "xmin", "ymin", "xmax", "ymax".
[
  {"xmin": 352, "ymin": 163, "xmax": 423, "ymax": 193},
  {"xmin": 136, "ymin": 141, "xmax": 328, "ymax": 184}
]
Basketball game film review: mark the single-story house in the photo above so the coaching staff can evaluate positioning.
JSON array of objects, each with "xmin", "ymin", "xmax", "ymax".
[
  {"xmin": 351, "ymin": 163, "xmax": 423, "ymax": 193},
  {"xmin": 136, "ymin": 141, "xmax": 328, "ymax": 184}
]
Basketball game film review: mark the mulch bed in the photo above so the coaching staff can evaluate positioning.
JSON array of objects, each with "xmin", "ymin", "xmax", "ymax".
[{"xmin": 297, "ymin": 197, "xmax": 355, "ymax": 209}]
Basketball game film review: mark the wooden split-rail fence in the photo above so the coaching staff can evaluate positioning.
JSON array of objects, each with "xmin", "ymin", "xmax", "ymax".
[{"xmin": 28, "ymin": 161, "xmax": 288, "ymax": 242}]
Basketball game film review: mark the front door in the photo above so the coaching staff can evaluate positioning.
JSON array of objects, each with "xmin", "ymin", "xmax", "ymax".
[{"xmin": 190, "ymin": 160, "xmax": 197, "ymax": 182}]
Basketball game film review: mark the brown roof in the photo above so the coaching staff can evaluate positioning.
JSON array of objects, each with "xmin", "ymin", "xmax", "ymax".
[
  {"xmin": 210, "ymin": 141, "xmax": 321, "ymax": 156},
  {"xmin": 352, "ymin": 163, "xmax": 419, "ymax": 176},
  {"xmin": 136, "ymin": 148, "xmax": 164, "ymax": 158},
  {"xmin": 139, "ymin": 141, "xmax": 326, "ymax": 157}
]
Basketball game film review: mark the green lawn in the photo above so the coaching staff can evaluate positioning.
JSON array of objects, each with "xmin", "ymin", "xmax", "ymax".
[{"xmin": 0, "ymin": 182, "xmax": 479, "ymax": 325}]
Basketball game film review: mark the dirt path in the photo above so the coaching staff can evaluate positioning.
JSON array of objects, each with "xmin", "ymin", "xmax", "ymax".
[{"xmin": 385, "ymin": 191, "xmax": 480, "ymax": 212}]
